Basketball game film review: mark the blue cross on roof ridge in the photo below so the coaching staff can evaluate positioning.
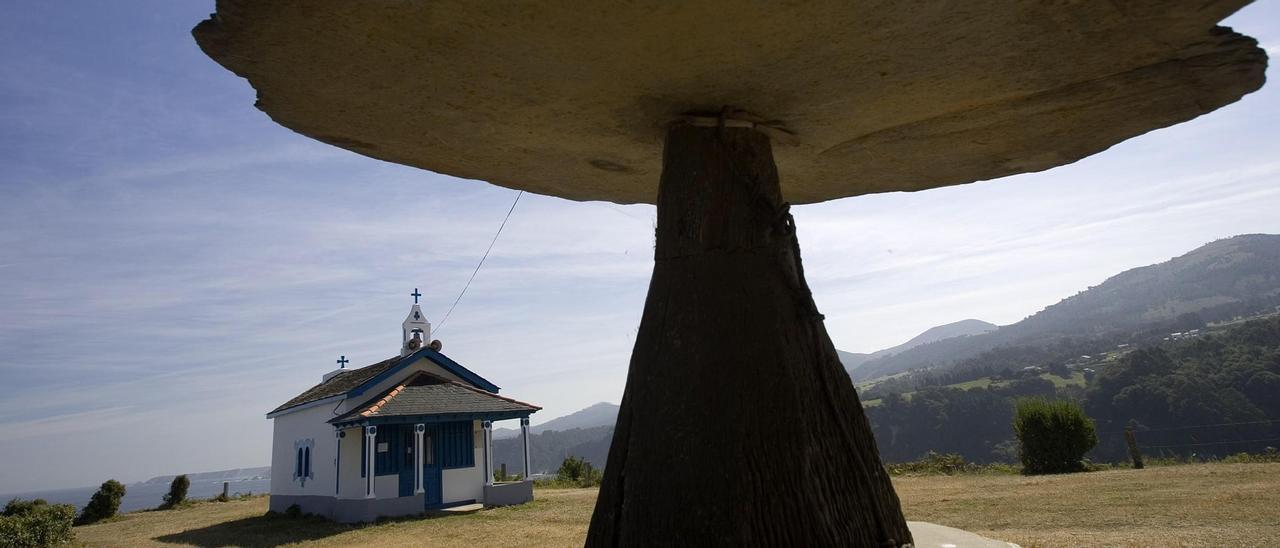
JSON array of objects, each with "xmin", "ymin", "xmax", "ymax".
[
  {"xmin": 410, "ymin": 288, "xmax": 422, "ymax": 304},
  {"xmin": 337, "ymin": 355, "xmax": 349, "ymax": 368}
]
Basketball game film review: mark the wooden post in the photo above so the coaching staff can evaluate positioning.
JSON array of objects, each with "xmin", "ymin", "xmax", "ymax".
[
  {"xmin": 500, "ymin": 463, "xmax": 507, "ymax": 482},
  {"xmin": 586, "ymin": 125, "xmax": 912, "ymax": 546},
  {"xmin": 1125, "ymin": 427, "xmax": 1144, "ymax": 469},
  {"xmin": 222, "ymin": 482, "xmax": 229, "ymax": 499}
]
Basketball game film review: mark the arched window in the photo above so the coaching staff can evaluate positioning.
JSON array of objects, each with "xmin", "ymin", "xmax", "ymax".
[
  {"xmin": 304, "ymin": 447, "xmax": 312, "ymax": 478},
  {"xmin": 295, "ymin": 447, "xmax": 304, "ymax": 479}
]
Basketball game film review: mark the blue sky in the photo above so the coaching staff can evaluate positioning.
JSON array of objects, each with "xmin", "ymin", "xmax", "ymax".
[{"xmin": 1, "ymin": 2, "xmax": 1278, "ymax": 493}]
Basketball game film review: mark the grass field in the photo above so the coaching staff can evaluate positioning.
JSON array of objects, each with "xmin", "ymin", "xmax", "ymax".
[
  {"xmin": 74, "ymin": 463, "xmax": 1280, "ymax": 547},
  {"xmin": 862, "ymin": 372, "xmax": 1087, "ymax": 407}
]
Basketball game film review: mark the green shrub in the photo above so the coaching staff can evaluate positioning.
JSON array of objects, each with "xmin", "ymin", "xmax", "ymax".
[
  {"xmin": 1222, "ymin": 447, "xmax": 1280, "ymax": 464},
  {"xmin": 1013, "ymin": 398, "xmax": 1098, "ymax": 474},
  {"xmin": 160, "ymin": 475, "xmax": 190, "ymax": 509},
  {"xmin": 0, "ymin": 498, "xmax": 75, "ymax": 547},
  {"xmin": 555, "ymin": 456, "xmax": 602, "ymax": 487},
  {"xmin": 77, "ymin": 479, "xmax": 127, "ymax": 525},
  {"xmin": 3, "ymin": 498, "xmax": 48, "ymax": 517},
  {"xmin": 885, "ymin": 452, "xmax": 969, "ymax": 475},
  {"xmin": 884, "ymin": 452, "xmax": 1021, "ymax": 476},
  {"xmin": 493, "ymin": 467, "xmax": 523, "ymax": 483}
]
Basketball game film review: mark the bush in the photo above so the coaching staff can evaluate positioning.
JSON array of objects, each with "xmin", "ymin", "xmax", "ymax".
[
  {"xmin": 0, "ymin": 498, "xmax": 75, "ymax": 547},
  {"xmin": 160, "ymin": 475, "xmax": 190, "ymax": 509},
  {"xmin": 1222, "ymin": 447, "xmax": 1280, "ymax": 464},
  {"xmin": 1013, "ymin": 398, "xmax": 1098, "ymax": 474},
  {"xmin": 4, "ymin": 498, "xmax": 48, "ymax": 517},
  {"xmin": 884, "ymin": 452, "xmax": 1020, "ymax": 476},
  {"xmin": 885, "ymin": 452, "xmax": 969, "ymax": 475},
  {"xmin": 77, "ymin": 479, "xmax": 127, "ymax": 525},
  {"xmin": 555, "ymin": 456, "xmax": 603, "ymax": 487}
]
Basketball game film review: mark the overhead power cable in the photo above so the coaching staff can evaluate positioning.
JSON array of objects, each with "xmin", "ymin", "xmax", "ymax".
[
  {"xmin": 434, "ymin": 190, "xmax": 523, "ymax": 335},
  {"xmin": 1097, "ymin": 418, "xmax": 1280, "ymax": 436},
  {"xmin": 1139, "ymin": 437, "xmax": 1280, "ymax": 450}
]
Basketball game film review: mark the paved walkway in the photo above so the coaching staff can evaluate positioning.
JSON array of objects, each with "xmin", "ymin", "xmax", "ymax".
[{"xmin": 908, "ymin": 521, "xmax": 1020, "ymax": 548}]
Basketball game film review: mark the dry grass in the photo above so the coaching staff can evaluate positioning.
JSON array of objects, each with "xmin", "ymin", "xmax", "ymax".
[
  {"xmin": 73, "ymin": 488, "xmax": 594, "ymax": 548},
  {"xmin": 894, "ymin": 463, "xmax": 1280, "ymax": 547},
  {"xmin": 75, "ymin": 463, "xmax": 1280, "ymax": 547}
]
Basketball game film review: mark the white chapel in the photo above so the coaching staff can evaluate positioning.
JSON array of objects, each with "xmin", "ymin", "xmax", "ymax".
[{"xmin": 266, "ymin": 290, "xmax": 540, "ymax": 522}]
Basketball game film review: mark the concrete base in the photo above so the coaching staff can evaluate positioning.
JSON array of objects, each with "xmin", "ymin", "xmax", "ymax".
[
  {"xmin": 907, "ymin": 521, "xmax": 1020, "ymax": 548},
  {"xmin": 269, "ymin": 494, "xmax": 425, "ymax": 524},
  {"xmin": 483, "ymin": 480, "xmax": 534, "ymax": 506}
]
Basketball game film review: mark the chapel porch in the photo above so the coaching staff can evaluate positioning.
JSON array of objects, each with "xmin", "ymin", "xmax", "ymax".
[{"xmin": 326, "ymin": 371, "xmax": 540, "ymax": 522}]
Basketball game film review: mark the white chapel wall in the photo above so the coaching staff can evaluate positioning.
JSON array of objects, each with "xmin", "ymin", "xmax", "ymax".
[{"xmin": 270, "ymin": 402, "xmax": 341, "ymax": 498}]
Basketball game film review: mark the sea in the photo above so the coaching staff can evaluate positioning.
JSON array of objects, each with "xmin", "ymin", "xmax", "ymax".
[{"xmin": 2, "ymin": 477, "xmax": 272, "ymax": 514}]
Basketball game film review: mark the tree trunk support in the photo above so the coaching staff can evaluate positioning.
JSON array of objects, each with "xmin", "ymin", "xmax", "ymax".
[{"xmin": 586, "ymin": 124, "xmax": 912, "ymax": 546}]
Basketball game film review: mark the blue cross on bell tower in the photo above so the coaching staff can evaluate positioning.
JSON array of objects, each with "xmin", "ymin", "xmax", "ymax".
[
  {"xmin": 337, "ymin": 355, "xmax": 349, "ymax": 369},
  {"xmin": 411, "ymin": 288, "xmax": 422, "ymax": 304}
]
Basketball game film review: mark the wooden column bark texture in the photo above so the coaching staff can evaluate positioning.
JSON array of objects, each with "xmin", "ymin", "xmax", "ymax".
[{"xmin": 586, "ymin": 125, "xmax": 912, "ymax": 547}]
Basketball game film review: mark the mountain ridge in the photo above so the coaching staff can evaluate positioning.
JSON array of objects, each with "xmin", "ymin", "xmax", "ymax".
[
  {"xmin": 838, "ymin": 319, "xmax": 997, "ymax": 372},
  {"xmin": 494, "ymin": 401, "xmax": 619, "ymax": 439},
  {"xmin": 849, "ymin": 234, "xmax": 1280, "ymax": 382}
]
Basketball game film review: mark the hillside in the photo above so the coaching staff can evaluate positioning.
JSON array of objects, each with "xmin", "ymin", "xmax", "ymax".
[
  {"xmin": 866, "ymin": 314, "xmax": 1280, "ymax": 464},
  {"xmin": 143, "ymin": 467, "xmax": 270, "ymax": 484},
  {"xmin": 838, "ymin": 319, "xmax": 996, "ymax": 372},
  {"xmin": 492, "ymin": 425, "xmax": 613, "ymax": 475},
  {"xmin": 850, "ymin": 234, "xmax": 1280, "ymax": 382},
  {"xmin": 494, "ymin": 402, "xmax": 618, "ymax": 440}
]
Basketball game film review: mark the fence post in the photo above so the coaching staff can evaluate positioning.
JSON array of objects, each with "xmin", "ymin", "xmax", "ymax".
[
  {"xmin": 500, "ymin": 463, "xmax": 507, "ymax": 482},
  {"xmin": 222, "ymin": 481, "xmax": 230, "ymax": 498},
  {"xmin": 1124, "ymin": 426, "xmax": 1144, "ymax": 469}
]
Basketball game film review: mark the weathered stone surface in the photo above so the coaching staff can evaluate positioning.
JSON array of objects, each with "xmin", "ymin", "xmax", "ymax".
[{"xmin": 194, "ymin": 1, "xmax": 1265, "ymax": 205}]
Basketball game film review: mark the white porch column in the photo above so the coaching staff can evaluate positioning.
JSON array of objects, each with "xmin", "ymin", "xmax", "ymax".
[
  {"xmin": 414, "ymin": 424, "xmax": 425, "ymax": 494},
  {"xmin": 364, "ymin": 426, "xmax": 377, "ymax": 499},
  {"xmin": 483, "ymin": 421, "xmax": 494, "ymax": 486},
  {"xmin": 521, "ymin": 417, "xmax": 531, "ymax": 479},
  {"xmin": 335, "ymin": 429, "xmax": 343, "ymax": 496}
]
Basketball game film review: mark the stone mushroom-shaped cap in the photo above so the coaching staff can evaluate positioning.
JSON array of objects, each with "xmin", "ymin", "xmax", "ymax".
[{"xmin": 193, "ymin": 1, "xmax": 1266, "ymax": 205}]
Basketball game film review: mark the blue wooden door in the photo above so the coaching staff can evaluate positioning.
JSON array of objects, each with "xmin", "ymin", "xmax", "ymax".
[
  {"xmin": 398, "ymin": 426, "xmax": 415, "ymax": 497},
  {"xmin": 424, "ymin": 425, "xmax": 443, "ymax": 507}
]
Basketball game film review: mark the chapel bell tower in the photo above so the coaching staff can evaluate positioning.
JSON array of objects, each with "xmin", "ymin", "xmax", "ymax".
[{"xmin": 402, "ymin": 288, "xmax": 431, "ymax": 356}]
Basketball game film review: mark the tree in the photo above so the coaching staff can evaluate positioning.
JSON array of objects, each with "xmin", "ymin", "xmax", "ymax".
[
  {"xmin": 1013, "ymin": 399, "xmax": 1098, "ymax": 474},
  {"xmin": 1, "ymin": 498, "xmax": 75, "ymax": 547},
  {"xmin": 160, "ymin": 475, "xmax": 189, "ymax": 509},
  {"xmin": 76, "ymin": 480, "xmax": 126, "ymax": 525}
]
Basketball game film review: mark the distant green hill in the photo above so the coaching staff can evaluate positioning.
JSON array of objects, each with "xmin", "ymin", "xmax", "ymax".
[
  {"xmin": 851, "ymin": 234, "xmax": 1280, "ymax": 382},
  {"xmin": 492, "ymin": 425, "xmax": 613, "ymax": 475},
  {"xmin": 838, "ymin": 319, "xmax": 996, "ymax": 372},
  {"xmin": 866, "ymin": 314, "xmax": 1280, "ymax": 464},
  {"xmin": 493, "ymin": 402, "xmax": 618, "ymax": 440}
]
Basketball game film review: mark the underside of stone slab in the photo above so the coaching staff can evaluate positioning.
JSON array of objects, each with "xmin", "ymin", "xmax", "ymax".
[
  {"xmin": 194, "ymin": 0, "xmax": 1265, "ymax": 205},
  {"xmin": 907, "ymin": 521, "xmax": 1021, "ymax": 548}
]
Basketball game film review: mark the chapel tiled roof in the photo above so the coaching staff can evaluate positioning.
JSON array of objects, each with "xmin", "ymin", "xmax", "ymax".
[
  {"xmin": 329, "ymin": 373, "xmax": 540, "ymax": 424},
  {"xmin": 267, "ymin": 355, "xmax": 403, "ymax": 415}
]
